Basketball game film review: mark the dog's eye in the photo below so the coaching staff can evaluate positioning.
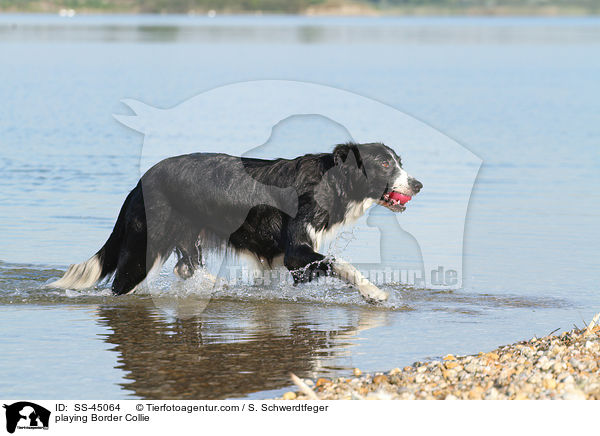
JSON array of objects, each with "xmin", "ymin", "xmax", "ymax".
[{"xmin": 382, "ymin": 161, "xmax": 390, "ymax": 168}]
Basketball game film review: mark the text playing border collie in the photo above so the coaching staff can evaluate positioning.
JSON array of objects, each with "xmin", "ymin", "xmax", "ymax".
[{"xmin": 50, "ymin": 142, "xmax": 422, "ymax": 302}]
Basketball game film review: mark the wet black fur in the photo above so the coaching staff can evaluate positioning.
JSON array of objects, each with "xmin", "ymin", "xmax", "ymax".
[{"xmin": 91, "ymin": 142, "xmax": 417, "ymax": 294}]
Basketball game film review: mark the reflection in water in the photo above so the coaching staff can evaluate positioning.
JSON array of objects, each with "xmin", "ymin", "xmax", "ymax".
[{"xmin": 95, "ymin": 298, "xmax": 387, "ymax": 399}]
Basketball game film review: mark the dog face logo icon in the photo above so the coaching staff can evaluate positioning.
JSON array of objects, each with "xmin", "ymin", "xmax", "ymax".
[{"xmin": 3, "ymin": 402, "xmax": 50, "ymax": 433}]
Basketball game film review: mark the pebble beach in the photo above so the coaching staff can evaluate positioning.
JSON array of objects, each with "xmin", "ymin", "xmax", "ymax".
[{"xmin": 281, "ymin": 314, "xmax": 600, "ymax": 400}]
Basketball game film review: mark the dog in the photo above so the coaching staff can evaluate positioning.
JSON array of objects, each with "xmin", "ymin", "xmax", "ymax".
[{"xmin": 49, "ymin": 142, "xmax": 422, "ymax": 301}]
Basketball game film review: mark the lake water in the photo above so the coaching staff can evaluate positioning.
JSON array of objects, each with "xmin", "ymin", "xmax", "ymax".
[{"xmin": 0, "ymin": 14, "xmax": 599, "ymax": 400}]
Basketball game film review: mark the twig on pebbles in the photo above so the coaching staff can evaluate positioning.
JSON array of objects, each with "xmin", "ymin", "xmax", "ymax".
[
  {"xmin": 290, "ymin": 373, "xmax": 319, "ymax": 400},
  {"xmin": 547, "ymin": 327, "xmax": 560, "ymax": 336},
  {"xmin": 585, "ymin": 312, "xmax": 600, "ymax": 336}
]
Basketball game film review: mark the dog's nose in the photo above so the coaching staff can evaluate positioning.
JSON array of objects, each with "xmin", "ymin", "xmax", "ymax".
[{"xmin": 409, "ymin": 178, "xmax": 423, "ymax": 193}]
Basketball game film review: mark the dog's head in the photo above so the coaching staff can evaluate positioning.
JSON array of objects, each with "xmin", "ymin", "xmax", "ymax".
[{"xmin": 333, "ymin": 142, "xmax": 422, "ymax": 212}]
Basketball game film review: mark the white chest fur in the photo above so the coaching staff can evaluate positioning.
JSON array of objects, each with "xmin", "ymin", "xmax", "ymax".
[{"xmin": 306, "ymin": 198, "xmax": 375, "ymax": 251}]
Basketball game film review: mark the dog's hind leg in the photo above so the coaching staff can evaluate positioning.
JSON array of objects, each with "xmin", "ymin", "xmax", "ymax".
[
  {"xmin": 174, "ymin": 240, "xmax": 201, "ymax": 280},
  {"xmin": 112, "ymin": 257, "xmax": 147, "ymax": 295},
  {"xmin": 110, "ymin": 212, "xmax": 171, "ymax": 295},
  {"xmin": 111, "ymin": 230, "xmax": 153, "ymax": 295},
  {"xmin": 172, "ymin": 218, "xmax": 202, "ymax": 280}
]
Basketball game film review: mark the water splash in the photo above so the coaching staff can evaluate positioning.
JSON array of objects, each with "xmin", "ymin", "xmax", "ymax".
[{"xmin": 0, "ymin": 260, "xmax": 572, "ymax": 314}]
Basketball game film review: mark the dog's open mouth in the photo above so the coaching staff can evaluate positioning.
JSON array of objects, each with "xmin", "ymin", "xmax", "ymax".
[{"xmin": 379, "ymin": 191, "xmax": 412, "ymax": 212}]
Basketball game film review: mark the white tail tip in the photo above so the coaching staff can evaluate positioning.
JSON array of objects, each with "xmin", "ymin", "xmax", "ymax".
[{"xmin": 48, "ymin": 255, "xmax": 102, "ymax": 290}]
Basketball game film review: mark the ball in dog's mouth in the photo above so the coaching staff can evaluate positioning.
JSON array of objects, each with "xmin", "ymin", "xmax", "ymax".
[{"xmin": 379, "ymin": 190, "xmax": 412, "ymax": 212}]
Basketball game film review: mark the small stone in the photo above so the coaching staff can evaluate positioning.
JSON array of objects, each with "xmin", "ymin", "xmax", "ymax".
[
  {"xmin": 536, "ymin": 356, "xmax": 550, "ymax": 370},
  {"xmin": 366, "ymin": 390, "xmax": 393, "ymax": 400},
  {"xmin": 521, "ymin": 347, "xmax": 533, "ymax": 357},
  {"xmin": 487, "ymin": 352, "xmax": 499, "ymax": 360},
  {"xmin": 350, "ymin": 391, "xmax": 364, "ymax": 400},
  {"xmin": 527, "ymin": 374, "xmax": 542, "ymax": 384},
  {"xmin": 389, "ymin": 367, "xmax": 402, "ymax": 375},
  {"xmin": 444, "ymin": 394, "xmax": 458, "ymax": 400},
  {"xmin": 514, "ymin": 392, "xmax": 528, "ymax": 400},
  {"xmin": 444, "ymin": 369, "xmax": 458, "ymax": 380},
  {"xmin": 562, "ymin": 388, "xmax": 586, "ymax": 400},
  {"xmin": 316, "ymin": 378, "xmax": 332, "ymax": 387},
  {"xmin": 353, "ymin": 368, "xmax": 362, "ymax": 376},
  {"xmin": 560, "ymin": 374, "xmax": 574, "ymax": 384},
  {"xmin": 372, "ymin": 375, "xmax": 388, "ymax": 384},
  {"xmin": 485, "ymin": 388, "xmax": 499, "ymax": 400},
  {"xmin": 443, "ymin": 354, "xmax": 456, "ymax": 361},
  {"xmin": 282, "ymin": 391, "xmax": 297, "ymax": 400},
  {"xmin": 543, "ymin": 378, "xmax": 557, "ymax": 390},
  {"xmin": 520, "ymin": 384, "xmax": 535, "ymax": 395},
  {"xmin": 468, "ymin": 387, "xmax": 484, "ymax": 400},
  {"xmin": 445, "ymin": 361, "xmax": 459, "ymax": 369},
  {"xmin": 304, "ymin": 379, "xmax": 314, "ymax": 386},
  {"xmin": 464, "ymin": 363, "xmax": 479, "ymax": 374}
]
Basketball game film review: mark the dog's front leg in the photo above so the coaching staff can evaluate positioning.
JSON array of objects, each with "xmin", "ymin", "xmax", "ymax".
[
  {"xmin": 282, "ymin": 223, "xmax": 387, "ymax": 302},
  {"xmin": 331, "ymin": 259, "xmax": 389, "ymax": 302},
  {"xmin": 284, "ymin": 248, "xmax": 388, "ymax": 302},
  {"xmin": 284, "ymin": 244, "xmax": 330, "ymax": 283}
]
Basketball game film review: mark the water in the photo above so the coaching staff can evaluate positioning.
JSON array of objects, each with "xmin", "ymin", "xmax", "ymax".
[{"xmin": 1, "ymin": 14, "xmax": 599, "ymax": 399}]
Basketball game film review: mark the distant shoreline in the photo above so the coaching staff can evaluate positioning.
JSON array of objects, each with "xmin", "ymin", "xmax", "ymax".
[{"xmin": 1, "ymin": 5, "xmax": 599, "ymax": 17}]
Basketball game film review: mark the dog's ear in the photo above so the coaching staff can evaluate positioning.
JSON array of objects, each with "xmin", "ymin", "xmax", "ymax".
[
  {"xmin": 333, "ymin": 143, "xmax": 367, "ymax": 177},
  {"xmin": 333, "ymin": 143, "xmax": 350, "ymax": 166}
]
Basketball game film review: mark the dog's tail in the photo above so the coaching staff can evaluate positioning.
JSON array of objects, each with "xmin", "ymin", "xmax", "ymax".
[{"xmin": 49, "ymin": 188, "xmax": 136, "ymax": 290}]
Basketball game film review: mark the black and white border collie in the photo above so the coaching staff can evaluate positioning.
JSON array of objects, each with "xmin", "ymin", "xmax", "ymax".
[{"xmin": 50, "ymin": 142, "xmax": 422, "ymax": 302}]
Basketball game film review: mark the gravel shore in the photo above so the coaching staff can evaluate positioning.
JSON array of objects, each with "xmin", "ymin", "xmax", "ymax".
[{"xmin": 280, "ymin": 315, "xmax": 600, "ymax": 400}]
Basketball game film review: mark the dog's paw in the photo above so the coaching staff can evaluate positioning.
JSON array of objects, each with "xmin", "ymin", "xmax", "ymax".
[
  {"xmin": 173, "ymin": 262, "xmax": 194, "ymax": 279},
  {"xmin": 358, "ymin": 281, "xmax": 388, "ymax": 302}
]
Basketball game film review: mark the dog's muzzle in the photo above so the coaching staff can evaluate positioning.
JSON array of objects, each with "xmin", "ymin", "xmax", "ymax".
[
  {"xmin": 378, "ymin": 178, "xmax": 422, "ymax": 212},
  {"xmin": 379, "ymin": 190, "xmax": 410, "ymax": 212}
]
